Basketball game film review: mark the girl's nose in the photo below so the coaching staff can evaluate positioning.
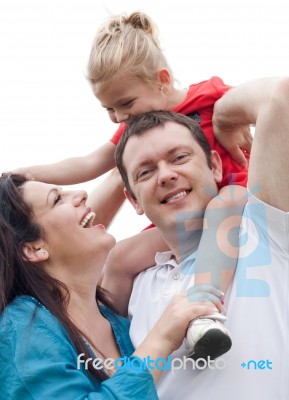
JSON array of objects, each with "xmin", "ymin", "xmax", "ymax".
[{"xmin": 115, "ymin": 111, "xmax": 129, "ymax": 123}]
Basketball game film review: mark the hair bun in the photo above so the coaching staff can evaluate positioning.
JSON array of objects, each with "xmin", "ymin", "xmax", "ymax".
[{"xmin": 125, "ymin": 12, "xmax": 153, "ymax": 35}]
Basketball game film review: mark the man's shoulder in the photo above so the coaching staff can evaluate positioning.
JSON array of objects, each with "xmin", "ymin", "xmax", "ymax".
[{"xmin": 242, "ymin": 193, "xmax": 289, "ymax": 241}]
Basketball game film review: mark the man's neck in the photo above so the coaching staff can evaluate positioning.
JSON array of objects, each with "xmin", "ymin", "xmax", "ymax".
[{"xmin": 162, "ymin": 229, "xmax": 202, "ymax": 264}]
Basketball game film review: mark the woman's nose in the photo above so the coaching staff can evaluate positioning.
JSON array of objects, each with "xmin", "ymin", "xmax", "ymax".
[{"xmin": 71, "ymin": 190, "xmax": 88, "ymax": 206}]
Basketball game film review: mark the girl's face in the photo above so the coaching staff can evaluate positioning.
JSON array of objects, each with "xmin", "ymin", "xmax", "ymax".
[
  {"xmin": 22, "ymin": 181, "xmax": 115, "ymax": 274},
  {"xmin": 94, "ymin": 75, "xmax": 170, "ymax": 124}
]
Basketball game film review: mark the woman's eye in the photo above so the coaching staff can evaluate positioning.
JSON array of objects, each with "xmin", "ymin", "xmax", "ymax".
[{"xmin": 53, "ymin": 194, "xmax": 62, "ymax": 205}]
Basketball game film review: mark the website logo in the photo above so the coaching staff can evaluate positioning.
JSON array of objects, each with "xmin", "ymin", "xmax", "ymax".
[
  {"xmin": 176, "ymin": 187, "xmax": 271, "ymax": 298},
  {"xmin": 77, "ymin": 354, "xmax": 228, "ymax": 373},
  {"xmin": 241, "ymin": 359, "xmax": 273, "ymax": 370}
]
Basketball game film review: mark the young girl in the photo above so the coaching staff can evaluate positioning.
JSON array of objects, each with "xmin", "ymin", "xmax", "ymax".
[{"xmin": 12, "ymin": 11, "xmax": 251, "ymax": 360}]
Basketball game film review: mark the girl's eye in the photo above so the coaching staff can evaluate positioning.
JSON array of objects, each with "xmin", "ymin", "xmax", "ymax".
[
  {"xmin": 53, "ymin": 194, "xmax": 62, "ymax": 205},
  {"xmin": 122, "ymin": 100, "xmax": 134, "ymax": 108}
]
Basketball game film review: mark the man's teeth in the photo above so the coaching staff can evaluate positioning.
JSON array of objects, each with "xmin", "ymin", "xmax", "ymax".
[
  {"xmin": 80, "ymin": 211, "xmax": 96, "ymax": 228},
  {"xmin": 165, "ymin": 191, "xmax": 188, "ymax": 203}
]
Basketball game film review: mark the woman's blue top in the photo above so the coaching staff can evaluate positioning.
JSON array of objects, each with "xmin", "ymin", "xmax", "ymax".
[{"xmin": 0, "ymin": 296, "xmax": 158, "ymax": 399}]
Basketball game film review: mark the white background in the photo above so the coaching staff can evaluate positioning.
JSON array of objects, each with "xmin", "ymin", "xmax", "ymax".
[{"xmin": 0, "ymin": 0, "xmax": 288, "ymax": 240}]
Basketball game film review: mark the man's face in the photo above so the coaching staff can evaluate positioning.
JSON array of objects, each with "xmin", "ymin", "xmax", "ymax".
[{"xmin": 123, "ymin": 121, "xmax": 223, "ymax": 233}]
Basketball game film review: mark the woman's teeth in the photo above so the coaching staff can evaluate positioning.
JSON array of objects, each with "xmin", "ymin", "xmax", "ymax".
[{"xmin": 80, "ymin": 211, "xmax": 96, "ymax": 228}]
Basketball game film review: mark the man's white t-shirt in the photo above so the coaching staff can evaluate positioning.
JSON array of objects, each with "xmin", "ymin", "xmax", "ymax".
[{"xmin": 128, "ymin": 195, "xmax": 289, "ymax": 400}]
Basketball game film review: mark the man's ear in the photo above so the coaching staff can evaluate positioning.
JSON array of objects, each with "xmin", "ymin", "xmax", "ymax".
[
  {"xmin": 22, "ymin": 241, "xmax": 49, "ymax": 263},
  {"xmin": 124, "ymin": 188, "xmax": 144, "ymax": 215},
  {"xmin": 210, "ymin": 150, "xmax": 223, "ymax": 183}
]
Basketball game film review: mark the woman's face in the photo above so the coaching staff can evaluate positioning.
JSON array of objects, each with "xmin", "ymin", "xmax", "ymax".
[{"xmin": 22, "ymin": 181, "xmax": 116, "ymax": 270}]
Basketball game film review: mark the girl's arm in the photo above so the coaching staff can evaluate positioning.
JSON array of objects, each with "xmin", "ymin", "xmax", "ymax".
[
  {"xmin": 12, "ymin": 141, "xmax": 116, "ymax": 184},
  {"xmin": 102, "ymin": 227, "xmax": 169, "ymax": 315},
  {"xmin": 87, "ymin": 168, "xmax": 125, "ymax": 227},
  {"xmin": 12, "ymin": 141, "xmax": 126, "ymax": 226}
]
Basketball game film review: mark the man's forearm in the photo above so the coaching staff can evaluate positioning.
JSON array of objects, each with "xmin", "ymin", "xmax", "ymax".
[{"xmin": 213, "ymin": 77, "xmax": 283, "ymax": 129}]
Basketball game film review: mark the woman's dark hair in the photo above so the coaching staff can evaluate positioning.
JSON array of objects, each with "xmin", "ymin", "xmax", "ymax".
[{"xmin": 0, "ymin": 174, "xmax": 115, "ymax": 380}]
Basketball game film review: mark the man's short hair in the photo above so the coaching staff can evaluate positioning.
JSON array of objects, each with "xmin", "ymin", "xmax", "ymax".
[{"xmin": 115, "ymin": 110, "xmax": 212, "ymax": 199}]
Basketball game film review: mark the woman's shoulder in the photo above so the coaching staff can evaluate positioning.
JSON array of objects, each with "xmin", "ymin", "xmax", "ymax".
[
  {"xmin": 0, "ymin": 296, "xmax": 68, "ymax": 344},
  {"xmin": 0, "ymin": 296, "xmax": 76, "ymax": 375},
  {"xmin": 1, "ymin": 296, "xmax": 52, "ymax": 324}
]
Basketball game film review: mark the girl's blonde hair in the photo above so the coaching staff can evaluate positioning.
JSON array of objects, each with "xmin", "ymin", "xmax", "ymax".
[{"xmin": 86, "ymin": 11, "xmax": 172, "ymax": 91}]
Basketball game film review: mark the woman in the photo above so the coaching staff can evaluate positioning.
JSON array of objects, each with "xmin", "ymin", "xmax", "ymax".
[{"xmin": 0, "ymin": 174, "xmax": 222, "ymax": 399}]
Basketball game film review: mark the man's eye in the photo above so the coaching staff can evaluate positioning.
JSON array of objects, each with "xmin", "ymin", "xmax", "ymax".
[
  {"xmin": 53, "ymin": 194, "xmax": 62, "ymax": 205},
  {"xmin": 174, "ymin": 154, "xmax": 189, "ymax": 162},
  {"xmin": 138, "ymin": 169, "xmax": 152, "ymax": 180}
]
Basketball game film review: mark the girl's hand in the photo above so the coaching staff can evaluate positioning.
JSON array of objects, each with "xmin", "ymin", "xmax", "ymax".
[
  {"xmin": 3, "ymin": 167, "xmax": 35, "ymax": 180},
  {"xmin": 213, "ymin": 124, "xmax": 253, "ymax": 167}
]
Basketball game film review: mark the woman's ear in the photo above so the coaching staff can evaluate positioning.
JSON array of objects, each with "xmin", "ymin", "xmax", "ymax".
[
  {"xmin": 124, "ymin": 188, "xmax": 144, "ymax": 215},
  {"xmin": 22, "ymin": 242, "xmax": 49, "ymax": 263}
]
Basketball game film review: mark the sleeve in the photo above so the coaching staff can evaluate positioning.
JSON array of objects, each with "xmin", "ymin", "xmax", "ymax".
[
  {"xmin": 110, "ymin": 123, "xmax": 127, "ymax": 145},
  {"xmin": 1, "ymin": 323, "xmax": 159, "ymax": 400},
  {"xmin": 210, "ymin": 76, "xmax": 232, "ymax": 99},
  {"xmin": 209, "ymin": 77, "xmax": 249, "ymax": 188}
]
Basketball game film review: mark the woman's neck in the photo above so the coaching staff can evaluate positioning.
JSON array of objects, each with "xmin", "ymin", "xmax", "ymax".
[
  {"xmin": 67, "ymin": 284, "xmax": 101, "ymax": 322},
  {"xmin": 67, "ymin": 286, "xmax": 122, "ymax": 365}
]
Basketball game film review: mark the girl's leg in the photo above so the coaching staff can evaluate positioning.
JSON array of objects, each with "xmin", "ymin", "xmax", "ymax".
[{"xmin": 186, "ymin": 185, "xmax": 247, "ymax": 361}]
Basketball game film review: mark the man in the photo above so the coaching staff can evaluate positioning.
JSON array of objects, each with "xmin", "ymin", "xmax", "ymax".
[{"xmin": 112, "ymin": 78, "xmax": 289, "ymax": 399}]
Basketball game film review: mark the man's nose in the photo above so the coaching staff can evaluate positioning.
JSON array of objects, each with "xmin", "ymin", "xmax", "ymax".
[{"xmin": 157, "ymin": 163, "xmax": 178, "ymax": 186}]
